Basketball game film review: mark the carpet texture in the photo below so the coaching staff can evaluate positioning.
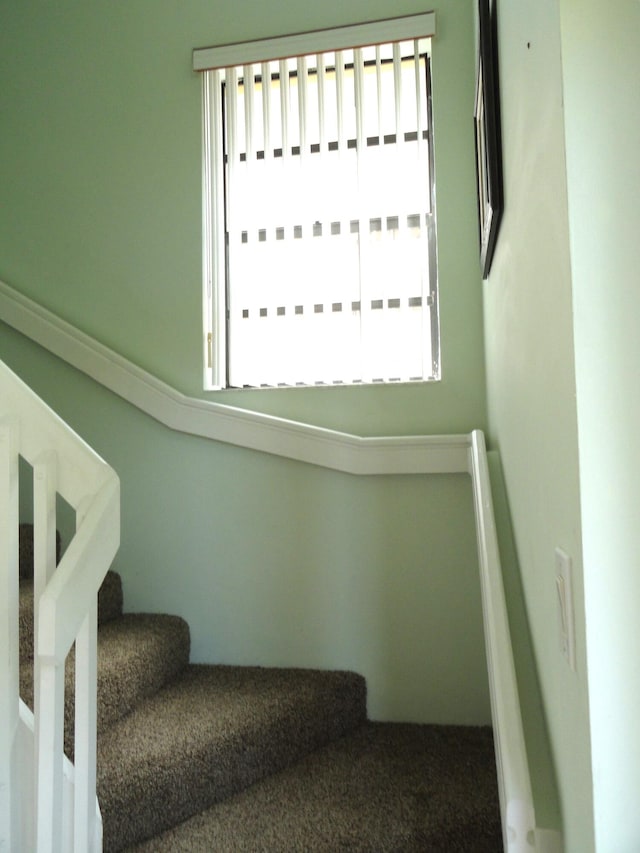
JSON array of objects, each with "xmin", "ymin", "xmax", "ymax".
[
  {"xmin": 127, "ymin": 722, "xmax": 501, "ymax": 853},
  {"xmin": 20, "ymin": 573, "xmax": 190, "ymax": 760},
  {"xmin": 18, "ymin": 525, "xmax": 503, "ymax": 851},
  {"xmin": 98, "ymin": 665, "xmax": 367, "ymax": 851}
]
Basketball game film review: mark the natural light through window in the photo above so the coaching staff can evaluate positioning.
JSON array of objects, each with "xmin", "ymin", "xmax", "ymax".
[{"xmin": 196, "ymin": 15, "xmax": 439, "ymax": 389}]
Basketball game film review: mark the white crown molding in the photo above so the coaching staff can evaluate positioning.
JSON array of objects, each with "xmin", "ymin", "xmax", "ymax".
[{"xmin": 0, "ymin": 279, "xmax": 471, "ymax": 475}]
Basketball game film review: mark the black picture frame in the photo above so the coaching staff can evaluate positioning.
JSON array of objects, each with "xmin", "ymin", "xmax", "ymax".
[{"xmin": 474, "ymin": 0, "xmax": 503, "ymax": 279}]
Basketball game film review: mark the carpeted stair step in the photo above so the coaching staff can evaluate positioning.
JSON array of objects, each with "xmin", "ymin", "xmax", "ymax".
[
  {"xmin": 18, "ymin": 519, "xmax": 123, "ymax": 662},
  {"xmin": 20, "ymin": 612, "xmax": 190, "ymax": 756},
  {"xmin": 19, "ymin": 570, "xmax": 124, "ymax": 662},
  {"xmin": 96, "ymin": 664, "xmax": 367, "ymax": 852},
  {"xmin": 98, "ymin": 569, "xmax": 125, "ymax": 625},
  {"xmin": 16, "ymin": 522, "xmax": 502, "ymax": 850},
  {"xmin": 127, "ymin": 721, "xmax": 502, "ymax": 853}
]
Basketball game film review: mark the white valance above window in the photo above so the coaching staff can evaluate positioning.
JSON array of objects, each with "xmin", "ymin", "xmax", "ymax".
[{"xmin": 192, "ymin": 12, "xmax": 436, "ymax": 73}]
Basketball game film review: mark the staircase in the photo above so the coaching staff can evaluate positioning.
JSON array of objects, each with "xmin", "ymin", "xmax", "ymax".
[{"xmin": 18, "ymin": 525, "xmax": 502, "ymax": 851}]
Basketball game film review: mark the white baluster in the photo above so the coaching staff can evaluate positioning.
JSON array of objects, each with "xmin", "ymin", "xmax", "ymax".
[
  {"xmin": 33, "ymin": 451, "xmax": 64, "ymax": 853},
  {"xmin": 73, "ymin": 601, "xmax": 99, "ymax": 853},
  {"xmin": 73, "ymin": 494, "xmax": 99, "ymax": 853},
  {"xmin": 0, "ymin": 417, "xmax": 20, "ymax": 853},
  {"xmin": 35, "ymin": 660, "xmax": 65, "ymax": 853}
]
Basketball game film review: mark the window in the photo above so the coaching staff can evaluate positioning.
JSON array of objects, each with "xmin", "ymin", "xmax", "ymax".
[{"xmin": 195, "ymin": 14, "xmax": 439, "ymax": 389}]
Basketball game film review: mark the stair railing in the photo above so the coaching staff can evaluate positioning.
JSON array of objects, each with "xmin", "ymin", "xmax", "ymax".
[
  {"xmin": 1, "ymin": 359, "xmax": 120, "ymax": 853},
  {"xmin": 469, "ymin": 429, "xmax": 546, "ymax": 853}
]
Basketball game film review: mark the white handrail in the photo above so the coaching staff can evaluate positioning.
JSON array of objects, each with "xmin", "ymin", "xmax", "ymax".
[
  {"xmin": 468, "ymin": 429, "xmax": 538, "ymax": 852},
  {"xmin": 0, "ymin": 358, "xmax": 120, "ymax": 852}
]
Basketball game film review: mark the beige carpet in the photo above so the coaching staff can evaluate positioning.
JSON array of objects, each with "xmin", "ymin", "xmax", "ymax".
[{"xmin": 128, "ymin": 721, "xmax": 501, "ymax": 852}]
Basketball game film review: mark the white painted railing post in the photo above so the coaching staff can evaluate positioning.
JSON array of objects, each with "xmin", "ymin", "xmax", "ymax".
[
  {"xmin": 33, "ymin": 451, "xmax": 63, "ymax": 853},
  {"xmin": 73, "ymin": 602, "xmax": 99, "ymax": 853},
  {"xmin": 0, "ymin": 417, "xmax": 20, "ymax": 853},
  {"xmin": 35, "ymin": 660, "xmax": 66, "ymax": 853},
  {"xmin": 33, "ymin": 451, "xmax": 59, "ymax": 592},
  {"xmin": 73, "ymin": 494, "xmax": 100, "ymax": 853}
]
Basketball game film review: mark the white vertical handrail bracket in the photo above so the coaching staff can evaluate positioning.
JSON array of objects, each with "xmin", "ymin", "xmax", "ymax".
[
  {"xmin": 35, "ymin": 659, "xmax": 66, "ymax": 853},
  {"xmin": 0, "ymin": 416, "xmax": 21, "ymax": 853},
  {"xmin": 73, "ymin": 601, "xmax": 100, "ymax": 853},
  {"xmin": 33, "ymin": 450, "xmax": 59, "ymax": 592},
  {"xmin": 33, "ymin": 450, "xmax": 62, "ymax": 852}
]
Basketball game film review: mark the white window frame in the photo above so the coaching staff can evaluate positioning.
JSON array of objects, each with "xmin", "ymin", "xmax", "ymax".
[{"xmin": 194, "ymin": 12, "xmax": 438, "ymax": 390}]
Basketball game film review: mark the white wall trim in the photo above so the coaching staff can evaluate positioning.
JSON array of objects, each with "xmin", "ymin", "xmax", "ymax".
[{"xmin": 0, "ymin": 279, "xmax": 469, "ymax": 475}]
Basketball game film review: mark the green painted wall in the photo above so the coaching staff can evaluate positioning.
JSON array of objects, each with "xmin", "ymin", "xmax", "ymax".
[
  {"xmin": 2, "ymin": 324, "xmax": 489, "ymax": 724},
  {"xmin": 483, "ymin": 0, "xmax": 593, "ymax": 848},
  {"xmin": 0, "ymin": 0, "xmax": 485, "ymax": 437},
  {"xmin": 0, "ymin": 1, "xmax": 491, "ymax": 724},
  {"xmin": 560, "ymin": 1, "xmax": 640, "ymax": 849}
]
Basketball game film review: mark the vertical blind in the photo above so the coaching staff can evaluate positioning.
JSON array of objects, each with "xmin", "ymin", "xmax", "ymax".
[{"xmin": 204, "ymin": 38, "xmax": 437, "ymax": 388}]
